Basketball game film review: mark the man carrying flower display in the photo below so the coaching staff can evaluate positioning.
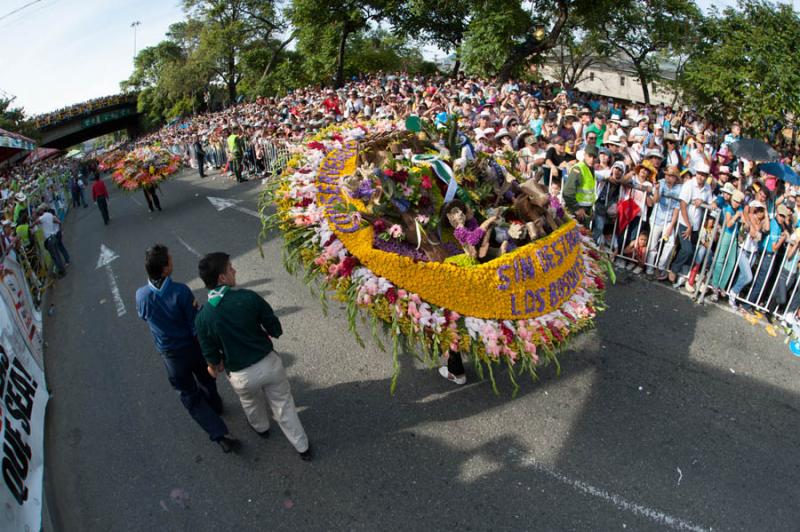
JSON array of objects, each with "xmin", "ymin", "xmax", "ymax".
[{"xmin": 195, "ymin": 252, "xmax": 312, "ymax": 461}]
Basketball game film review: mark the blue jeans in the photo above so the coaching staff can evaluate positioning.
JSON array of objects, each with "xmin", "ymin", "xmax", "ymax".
[
  {"xmin": 747, "ymin": 252, "xmax": 776, "ymax": 306},
  {"xmin": 670, "ymin": 224, "xmax": 697, "ymax": 275},
  {"xmin": 162, "ymin": 342, "xmax": 228, "ymax": 441},
  {"xmin": 731, "ymin": 252, "xmax": 754, "ymax": 296},
  {"xmin": 592, "ymin": 212, "xmax": 607, "ymax": 245},
  {"xmin": 44, "ymin": 231, "xmax": 70, "ymax": 274}
]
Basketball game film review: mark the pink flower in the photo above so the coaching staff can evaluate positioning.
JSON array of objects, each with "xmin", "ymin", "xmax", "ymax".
[
  {"xmin": 421, "ymin": 175, "xmax": 432, "ymax": 189},
  {"xmin": 388, "ymin": 224, "xmax": 404, "ymax": 239}
]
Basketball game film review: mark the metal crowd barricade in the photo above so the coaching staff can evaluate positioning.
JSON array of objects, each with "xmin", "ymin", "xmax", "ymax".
[{"xmin": 589, "ymin": 182, "xmax": 800, "ymax": 324}]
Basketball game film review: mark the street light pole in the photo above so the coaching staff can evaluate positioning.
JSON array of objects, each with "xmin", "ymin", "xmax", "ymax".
[{"xmin": 130, "ymin": 20, "xmax": 141, "ymax": 62}]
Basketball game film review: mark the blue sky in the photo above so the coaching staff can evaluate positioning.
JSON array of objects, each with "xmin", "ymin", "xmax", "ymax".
[{"xmin": 1, "ymin": 0, "xmax": 797, "ymax": 116}]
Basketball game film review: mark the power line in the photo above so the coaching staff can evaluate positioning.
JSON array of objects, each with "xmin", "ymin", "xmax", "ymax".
[
  {"xmin": 0, "ymin": 0, "xmax": 62, "ymax": 30},
  {"xmin": 0, "ymin": 0, "xmax": 43, "ymax": 22}
]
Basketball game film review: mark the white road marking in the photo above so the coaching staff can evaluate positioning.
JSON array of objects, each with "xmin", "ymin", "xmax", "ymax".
[
  {"xmin": 206, "ymin": 196, "xmax": 262, "ymax": 219},
  {"xmin": 95, "ymin": 244, "xmax": 126, "ymax": 317},
  {"xmin": 131, "ymin": 196, "xmax": 143, "ymax": 207},
  {"xmin": 510, "ymin": 451, "xmax": 710, "ymax": 531},
  {"xmin": 176, "ymin": 236, "xmax": 201, "ymax": 258}
]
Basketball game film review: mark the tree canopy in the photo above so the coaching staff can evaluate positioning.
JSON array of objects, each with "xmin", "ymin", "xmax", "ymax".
[
  {"xmin": 115, "ymin": 0, "xmax": 800, "ymax": 143},
  {"xmin": 680, "ymin": 0, "xmax": 800, "ymax": 137}
]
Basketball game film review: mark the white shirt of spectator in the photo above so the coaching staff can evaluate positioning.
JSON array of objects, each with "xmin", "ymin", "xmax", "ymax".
[
  {"xmin": 679, "ymin": 178, "xmax": 712, "ymax": 231},
  {"xmin": 38, "ymin": 212, "xmax": 60, "ymax": 239}
]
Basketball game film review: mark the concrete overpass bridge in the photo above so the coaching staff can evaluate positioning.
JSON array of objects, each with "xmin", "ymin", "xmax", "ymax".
[{"xmin": 35, "ymin": 93, "xmax": 142, "ymax": 149}]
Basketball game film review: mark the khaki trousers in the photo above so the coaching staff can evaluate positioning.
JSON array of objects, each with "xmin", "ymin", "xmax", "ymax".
[{"xmin": 227, "ymin": 353, "xmax": 309, "ymax": 453}]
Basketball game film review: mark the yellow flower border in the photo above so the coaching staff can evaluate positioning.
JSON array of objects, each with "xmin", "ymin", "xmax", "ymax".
[{"xmin": 319, "ymin": 147, "xmax": 586, "ymax": 320}]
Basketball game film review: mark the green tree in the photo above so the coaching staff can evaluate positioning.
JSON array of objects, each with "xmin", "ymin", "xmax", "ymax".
[
  {"xmin": 290, "ymin": 0, "xmax": 395, "ymax": 88},
  {"xmin": 391, "ymin": 0, "xmax": 474, "ymax": 77},
  {"xmin": 681, "ymin": 0, "xmax": 800, "ymax": 138},
  {"xmin": 183, "ymin": 0, "xmax": 289, "ymax": 103},
  {"xmin": 460, "ymin": 0, "xmax": 617, "ymax": 82},
  {"xmin": 0, "ymin": 97, "xmax": 31, "ymax": 136},
  {"xmin": 596, "ymin": 0, "xmax": 701, "ymax": 103}
]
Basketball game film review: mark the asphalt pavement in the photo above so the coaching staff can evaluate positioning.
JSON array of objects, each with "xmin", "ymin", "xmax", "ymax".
[{"xmin": 43, "ymin": 167, "xmax": 800, "ymax": 532}]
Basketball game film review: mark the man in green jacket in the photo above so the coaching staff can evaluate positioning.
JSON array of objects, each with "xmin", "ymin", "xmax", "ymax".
[
  {"xmin": 562, "ymin": 144, "xmax": 598, "ymax": 227},
  {"xmin": 195, "ymin": 252, "xmax": 311, "ymax": 460}
]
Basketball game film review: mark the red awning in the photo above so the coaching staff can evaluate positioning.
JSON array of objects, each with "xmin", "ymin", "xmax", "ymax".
[{"xmin": 23, "ymin": 147, "xmax": 61, "ymax": 164}]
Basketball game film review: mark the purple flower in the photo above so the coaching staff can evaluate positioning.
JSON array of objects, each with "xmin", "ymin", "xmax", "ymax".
[{"xmin": 354, "ymin": 179, "xmax": 376, "ymax": 199}]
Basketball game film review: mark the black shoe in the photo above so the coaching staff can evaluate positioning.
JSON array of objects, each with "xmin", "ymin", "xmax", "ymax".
[
  {"xmin": 299, "ymin": 443, "xmax": 312, "ymax": 461},
  {"xmin": 217, "ymin": 435, "xmax": 241, "ymax": 453}
]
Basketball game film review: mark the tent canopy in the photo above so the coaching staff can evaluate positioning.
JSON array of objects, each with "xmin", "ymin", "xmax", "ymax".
[{"xmin": 23, "ymin": 147, "xmax": 61, "ymax": 164}]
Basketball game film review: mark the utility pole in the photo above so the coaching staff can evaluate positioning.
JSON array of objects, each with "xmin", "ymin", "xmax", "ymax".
[{"xmin": 130, "ymin": 20, "xmax": 141, "ymax": 62}]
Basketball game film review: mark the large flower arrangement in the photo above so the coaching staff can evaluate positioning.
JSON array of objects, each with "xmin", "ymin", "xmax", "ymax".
[
  {"xmin": 262, "ymin": 120, "xmax": 609, "ymax": 394},
  {"xmin": 97, "ymin": 149, "xmax": 126, "ymax": 171},
  {"xmin": 111, "ymin": 147, "xmax": 181, "ymax": 191}
]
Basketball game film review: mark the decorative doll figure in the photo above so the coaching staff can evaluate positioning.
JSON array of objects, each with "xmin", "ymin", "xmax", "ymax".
[{"xmin": 441, "ymin": 200, "xmax": 497, "ymax": 259}]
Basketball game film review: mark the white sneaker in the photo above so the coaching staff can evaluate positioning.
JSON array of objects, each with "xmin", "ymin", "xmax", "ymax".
[
  {"xmin": 615, "ymin": 258, "xmax": 626, "ymax": 269},
  {"xmin": 633, "ymin": 266, "xmax": 643, "ymax": 274},
  {"xmin": 728, "ymin": 295, "xmax": 738, "ymax": 309},
  {"xmin": 673, "ymin": 277, "xmax": 686, "ymax": 289},
  {"xmin": 646, "ymin": 267, "xmax": 655, "ymax": 276},
  {"xmin": 438, "ymin": 366, "xmax": 466, "ymax": 385},
  {"xmin": 626, "ymin": 262, "xmax": 636, "ymax": 271}
]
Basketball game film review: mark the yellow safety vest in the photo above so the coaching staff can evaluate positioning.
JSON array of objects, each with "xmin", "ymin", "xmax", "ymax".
[{"xmin": 574, "ymin": 161, "xmax": 596, "ymax": 207}]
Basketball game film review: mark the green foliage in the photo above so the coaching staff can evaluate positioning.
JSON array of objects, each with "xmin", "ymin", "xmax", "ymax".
[
  {"xmin": 0, "ymin": 97, "xmax": 38, "ymax": 140},
  {"xmin": 594, "ymin": 0, "xmax": 702, "ymax": 103},
  {"xmin": 460, "ymin": 0, "xmax": 532, "ymax": 77},
  {"xmin": 680, "ymin": 0, "xmax": 800, "ymax": 137}
]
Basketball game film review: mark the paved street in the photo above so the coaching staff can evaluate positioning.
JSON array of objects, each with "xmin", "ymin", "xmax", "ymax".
[{"xmin": 44, "ymin": 167, "xmax": 800, "ymax": 532}]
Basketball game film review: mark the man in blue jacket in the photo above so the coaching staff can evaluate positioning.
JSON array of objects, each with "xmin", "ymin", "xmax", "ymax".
[{"xmin": 136, "ymin": 244, "xmax": 240, "ymax": 453}]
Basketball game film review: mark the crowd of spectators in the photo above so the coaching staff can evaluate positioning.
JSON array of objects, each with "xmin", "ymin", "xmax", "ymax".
[
  {"xmin": 1, "ymin": 156, "xmax": 78, "ymax": 303},
  {"xmin": 32, "ymin": 93, "xmax": 137, "ymax": 129},
  {"xmin": 144, "ymin": 72, "xmax": 800, "ymax": 329}
]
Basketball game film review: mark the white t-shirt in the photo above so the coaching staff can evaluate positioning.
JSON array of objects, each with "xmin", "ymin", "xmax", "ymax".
[
  {"xmin": 678, "ymin": 178, "xmax": 712, "ymax": 231},
  {"xmin": 38, "ymin": 212, "xmax": 60, "ymax": 238}
]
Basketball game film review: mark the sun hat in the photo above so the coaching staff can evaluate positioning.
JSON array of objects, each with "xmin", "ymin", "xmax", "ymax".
[
  {"xmin": 750, "ymin": 200, "xmax": 765, "ymax": 209},
  {"xmin": 777, "ymin": 204, "xmax": 792, "ymax": 217},
  {"xmin": 721, "ymin": 182, "xmax": 736, "ymax": 195},
  {"xmin": 494, "ymin": 128, "xmax": 511, "ymax": 140},
  {"xmin": 645, "ymin": 148, "xmax": 663, "ymax": 159},
  {"xmin": 665, "ymin": 165, "xmax": 681, "ymax": 177},
  {"xmin": 14, "ymin": 192, "xmax": 25, "ymax": 202},
  {"xmin": 732, "ymin": 190, "xmax": 745, "ymax": 203},
  {"xmin": 605, "ymin": 134, "xmax": 623, "ymax": 147},
  {"xmin": 579, "ymin": 107, "xmax": 592, "ymax": 116},
  {"xmin": 695, "ymin": 162, "xmax": 711, "ymax": 174},
  {"xmin": 719, "ymin": 165, "xmax": 731, "ymax": 174}
]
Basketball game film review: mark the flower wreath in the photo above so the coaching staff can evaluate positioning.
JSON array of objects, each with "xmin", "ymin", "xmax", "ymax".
[{"xmin": 261, "ymin": 121, "xmax": 609, "ymax": 394}]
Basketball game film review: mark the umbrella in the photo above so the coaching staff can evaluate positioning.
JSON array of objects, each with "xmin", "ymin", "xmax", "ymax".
[
  {"xmin": 729, "ymin": 138, "xmax": 780, "ymax": 162},
  {"xmin": 759, "ymin": 162, "xmax": 800, "ymax": 186}
]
